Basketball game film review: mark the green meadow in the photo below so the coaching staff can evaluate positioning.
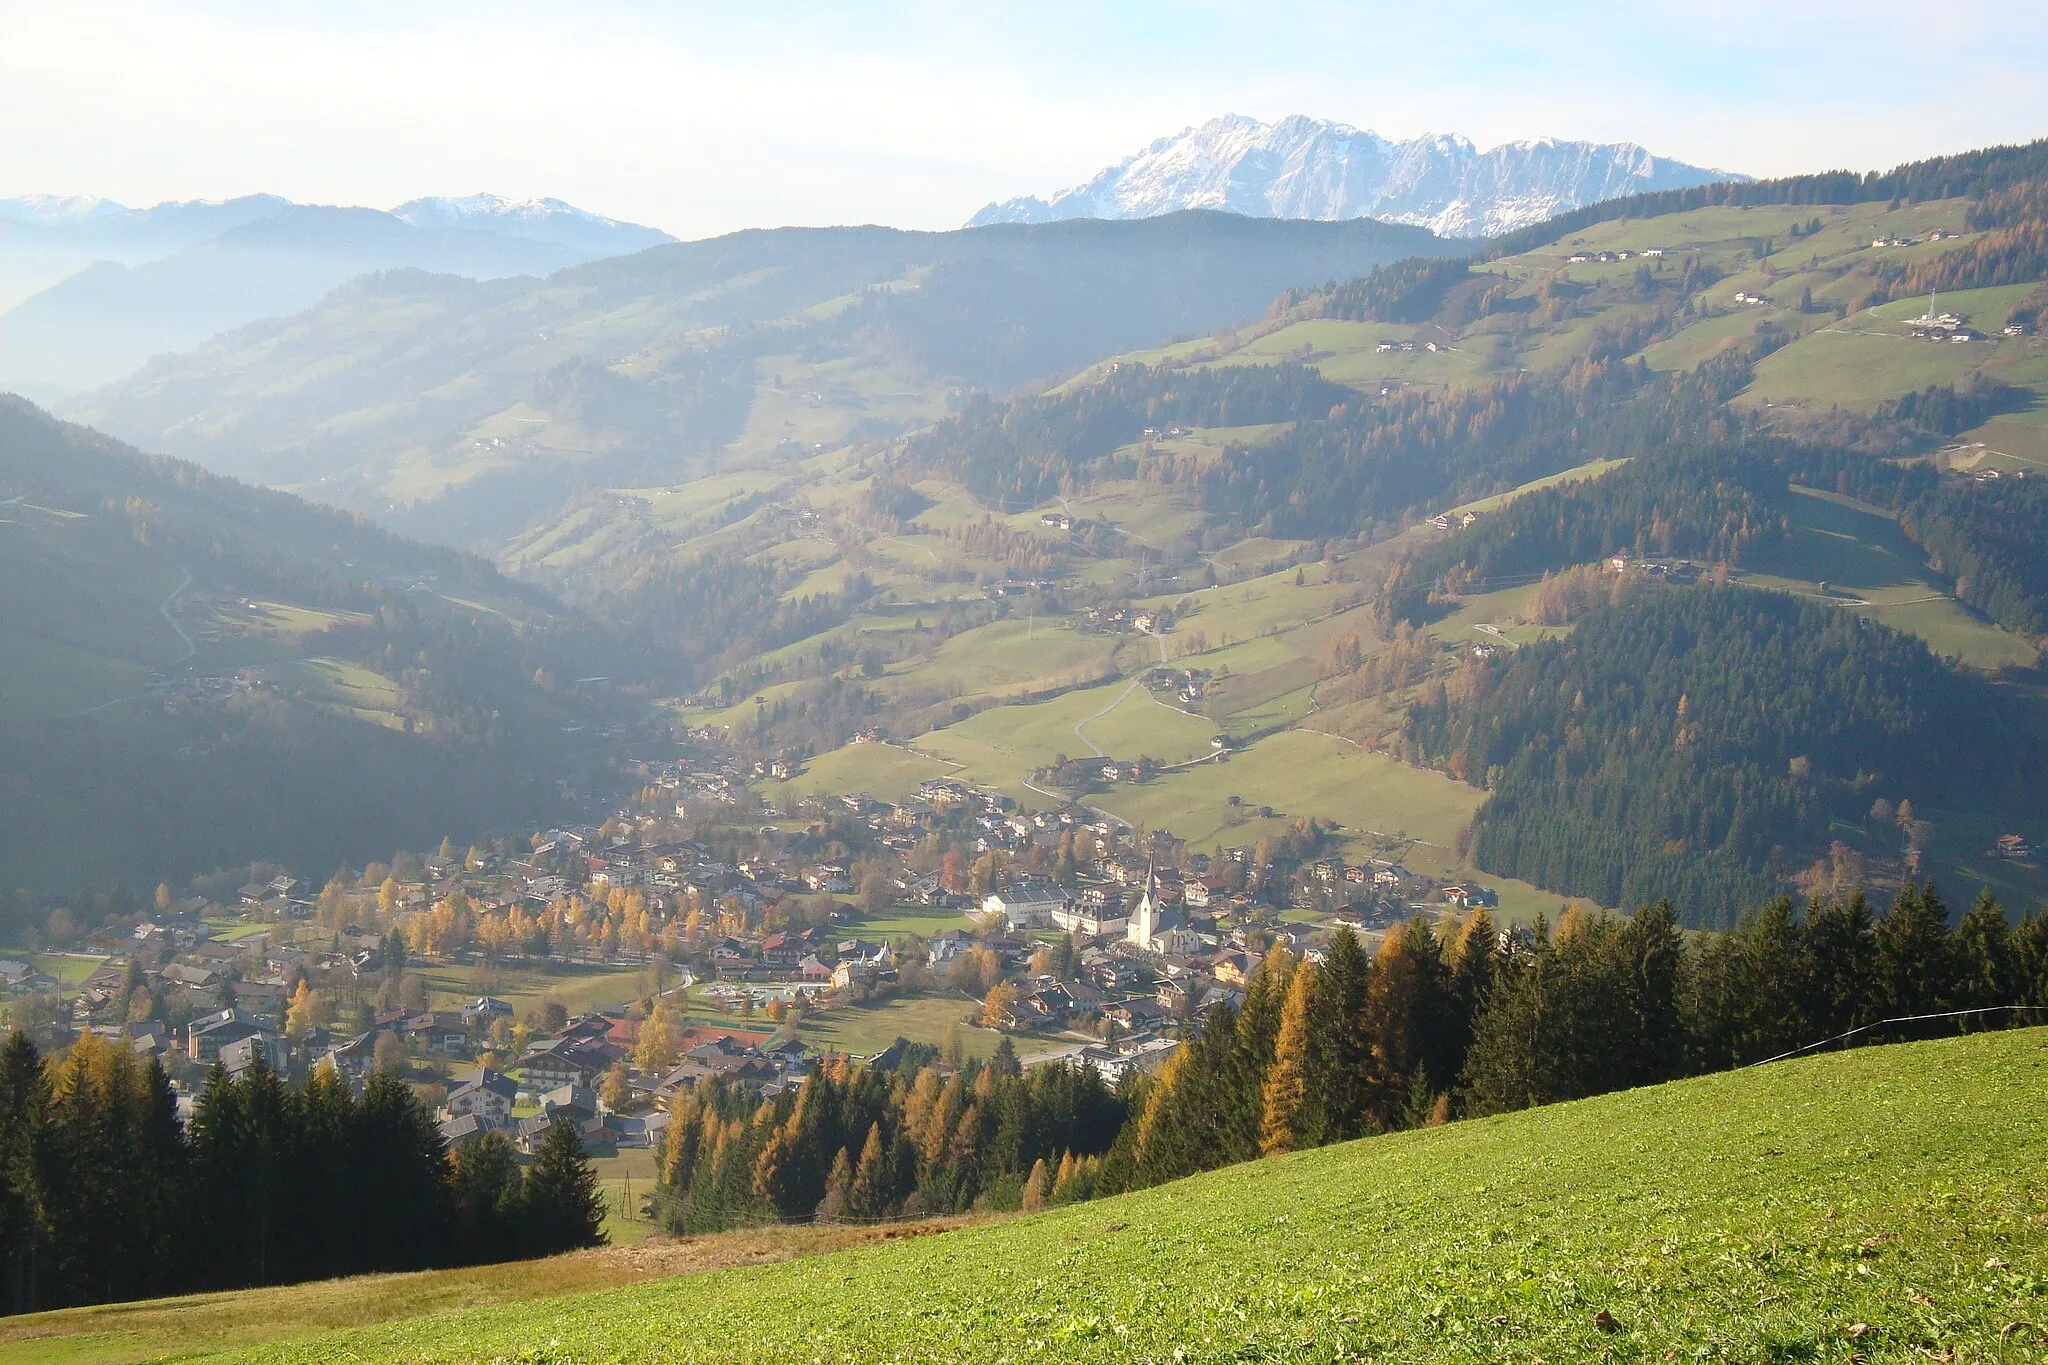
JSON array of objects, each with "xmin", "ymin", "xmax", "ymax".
[{"xmin": 55, "ymin": 1027, "xmax": 2037, "ymax": 1364}]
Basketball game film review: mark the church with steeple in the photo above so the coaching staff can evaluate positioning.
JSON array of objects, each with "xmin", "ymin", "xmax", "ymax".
[{"xmin": 1124, "ymin": 861, "xmax": 1201, "ymax": 956}]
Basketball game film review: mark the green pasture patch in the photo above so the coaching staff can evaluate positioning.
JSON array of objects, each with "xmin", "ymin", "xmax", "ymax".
[
  {"xmin": 1150, "ymin": 569, "xmax": 1359, "ymax": 648},
  {"xmin": 773, "ymin": 743, "xmax": 951, "ymax": 807},
  {"xmin": 1097, "ymin": 728, "xmax": 1480, "ymax": 853},
  {"xmin": 880, "ymin": 616, "xmax": 1113, "ymax": 709},
  {"xmin": 30, "ymin": 954, "xmax": 106, "ymax": 985},
  {"xmin": 414, "ymin": 961, "xmax": 650, "ymax": 1019},
  {"xmin": 792, "ymin": 993, "xmax": 997, "ymax": 1060}
]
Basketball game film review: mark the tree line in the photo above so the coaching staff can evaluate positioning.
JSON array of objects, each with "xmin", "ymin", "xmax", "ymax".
[
  {"xmin": 656, "ymin": 1042, "xmax": 1127, "ymax": 1232},
  {"xmin": 0, "ymin": 1040, "xmax": 605, "ymax": 1315},
  {"xmin": 653, "ymin": 881, "xmax": 2047, "ymax": 1224},
  {"xmin": 1482, "ymin": 136, "xmax": 2048, "ymax": 261}
]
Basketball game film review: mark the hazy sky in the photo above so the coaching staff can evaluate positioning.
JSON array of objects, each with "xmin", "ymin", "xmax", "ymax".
[{"xmin": 4, "ymin": 1, "xmax": 2044, "ymax": 238}]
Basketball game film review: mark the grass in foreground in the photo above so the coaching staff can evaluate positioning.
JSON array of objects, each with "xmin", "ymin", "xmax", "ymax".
[
  {"xmin": 0, "ymin": 1222, "xmax": 977, "ymax": 1365},
  {"xmin": 142, "ymin": 1026, "xmax": 2048, "ymax": 1363}
]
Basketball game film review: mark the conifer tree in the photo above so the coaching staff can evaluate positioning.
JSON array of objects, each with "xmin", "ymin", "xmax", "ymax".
[
  {"xmin": 292, "ymin": 1061, "xmax": 356, "ymax": 1281},
  {"xmin": 2008, "ymin": 908, "xmax": 2048, "ymax": 1006},
  {"xmin": 449, "ymin": 1131, "xmax": 524, "ymax": 1263},
  {"xmin": 1307, "ymin": 929, "xmax": 1370, "ymax": 1143},
  {"xmin": 184, "ymin": 1062, "xmax": 245, "ymax": 1289},
  {"xmin": 1221, "ymin": 948, "xmax": 1293, "ymax": 1160},
  {"xmin": 1953, "ymin": 889, "xmax": 2013, "ymax": 1008},
  {"xmin": 523, "ymin": 1118, "xmax": 607, "ymax": 1255},
  {"xmin": 848, "ymin": 1122, "xmax": 889, "ymax": 1220},
  {"xmin": 1803, "ymin": 892, "xmax": 1878, "ymax": 1036},
  {"xmin": 131, "ymin": 1058, "xmax": 185, "ymax": 1299},
  {"xmin": 1875, "ymin": 882, "xmax": 1960, "ymax": 1016},
  {"xmin": 1259, "ymin": 959, "xmax": 1319, "ymax": 1155},
  {"xmin": 1049, "ymin": 1151, "xmax": 1079, "ymax": 1205},
  {"xmin": 1361, "ymin": 921, "xmax": 1452, "ymax": 1127},
  {"xmin": 0, "ymin": 1033, "xmax": 50, "ymax": 1312},
  {"xmin": 1612, "ymin": 900, "xmax": 1685, "ymax": 1088},
  {"xmin": 1021, "ymin": 1157, "xmax": 1050, "ymax": 1212},
  {"xmin": 1444, "ymin": 910, "xmax": 1498, "ymax": 1065},
  {"xmin": 353, "ymin": 1069, "xmax": 452, "ymax": 1273},
  {"xmin": 815, "ymin": 1148, "xmax": 853, "ymax": 1222},
  {"xmin": 1459, "ymin": 919, "xmax": 1549, "ymax": 1116}
]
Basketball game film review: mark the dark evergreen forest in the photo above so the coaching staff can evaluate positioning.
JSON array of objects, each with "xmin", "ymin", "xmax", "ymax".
[
  {"xmin": 1405, "ymin": 586, "xmax": 2040, "ymax": 915},
  {"xmin": 0, "ymin": 1042, "xmax": 604, "ymax": 1315}
]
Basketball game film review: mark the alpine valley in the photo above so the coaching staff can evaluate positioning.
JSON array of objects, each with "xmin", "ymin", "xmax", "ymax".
[{"xmin": 7, "ymin": 108, "xmax": 2048, "ymax": 1365}]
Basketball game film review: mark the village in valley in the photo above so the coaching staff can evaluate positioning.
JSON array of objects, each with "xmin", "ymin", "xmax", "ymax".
[{"xmin": 0, "ymin": 712, "xmax": 1503, "ymax": 1198}]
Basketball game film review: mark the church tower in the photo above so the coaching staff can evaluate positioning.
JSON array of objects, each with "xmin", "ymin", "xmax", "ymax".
[{"xmin": 1125, "ymin": 859, "xmax": 1159, "ymax": 951}]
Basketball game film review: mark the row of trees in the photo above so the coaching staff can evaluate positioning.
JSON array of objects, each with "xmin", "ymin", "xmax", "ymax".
[
  {"xmin": 0, "ymin": 1041, "xmax": 605, "ymax": 1315},
  {"xmin": 657, "ymin": 883, "xmax": 2048, "ymax": 1228},
  {"xmin": 656, "ymin": 1043, "xmax": 1127, "ymax": 1232}
]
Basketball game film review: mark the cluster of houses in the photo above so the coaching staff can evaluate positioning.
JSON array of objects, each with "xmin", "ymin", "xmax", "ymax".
[
  {"xmin": 437, "ymin": 1013, "xmax": 815, "ymax": 1154},
  {"xmin": 1905, "ymin": 308, "xmax": 1984, "ymax": 343},
  {"xmin": 958, "ymin": 854, "xmax": 1484, "ymax": 1079},
  {"xmin": 1602, "ymin": 552, "xmax": 1701, "ymax": 584},
  {"xmin": 1564, "ymin": 248, "xmax": 1650, "ymax": 264},
  {"xmin": 1144, "ymin": 666, "xmax": 1209, "ymax": 704},
  {"xmin": 1084, "ymin": 605, "xmax": 1161, "ymax": 635},
  {"xmin": 148, "ymin": 668, "xmax": 268, "ymax": 717},
  {"xmin": 1375, "ymin": 339, "xmax": 1443, "ymax": 354}
]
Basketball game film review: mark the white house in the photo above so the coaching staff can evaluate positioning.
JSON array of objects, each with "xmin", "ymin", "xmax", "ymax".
[
  {"xmin": 1051, "ymin": 895, "xmax": 1129, "ymax": 939},
  {"xmin": 445, "ymin": 1069, "xmax": 518, "ymax": 1128}
]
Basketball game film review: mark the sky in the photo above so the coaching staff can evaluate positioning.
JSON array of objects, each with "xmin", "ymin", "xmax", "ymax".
[{"xmin": 3, "ymin": 0, "xmax": 2045, "ymax": 239}]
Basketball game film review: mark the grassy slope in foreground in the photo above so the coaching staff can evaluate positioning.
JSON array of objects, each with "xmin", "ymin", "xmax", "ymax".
[{"xmin": 236, "ymin": 1028, "xmax": 2046, "ymax": 1363}]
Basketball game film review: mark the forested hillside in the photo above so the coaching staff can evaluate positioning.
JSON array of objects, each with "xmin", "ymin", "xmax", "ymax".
[
  {"xmin": 0, "ymin": 399, "xmax": 630, "ymax": 890},
  {"xmin": 1405, "ymin": 586, "xmax": 2040, "ymax": 913},
  {"xmin": 1386, "ymin": 444, "xmax": 1789, "ymax": 617}
]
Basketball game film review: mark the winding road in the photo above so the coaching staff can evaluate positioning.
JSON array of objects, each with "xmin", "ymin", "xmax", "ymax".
[
  {"xmin": 1071, "ymin": 629, "xmax": 1168, "ymax": 758},
  {"xmin": 67, "ymin": 567, "xmax": 194, "ymax": 717},
  {"xmin": 160, "ymin": 567, "xmax": 196, "ymax": 662}
]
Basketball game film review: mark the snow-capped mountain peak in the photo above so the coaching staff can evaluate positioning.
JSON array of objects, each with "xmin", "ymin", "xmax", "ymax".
[
  {"xmin": 969, "ymin": 115, "xmax": 1746, "ymax": 238},
  {"xmin": 0, "ymin": 194, "xmax": 129, "ymax": 226},
  {"xmin": 390, "ymin": 194, "xmax": 674, "ymax": 254}
]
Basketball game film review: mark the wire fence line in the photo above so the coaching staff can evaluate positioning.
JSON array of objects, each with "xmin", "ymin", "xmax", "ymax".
[{"xmin": 1741, "ymin": 1004, "xmax": 2048, "ymax": 1069}]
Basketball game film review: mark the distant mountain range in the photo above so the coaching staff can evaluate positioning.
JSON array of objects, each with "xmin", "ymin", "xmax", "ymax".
[
  {"xmin": 0, "ymin": 193, "xmax": 674, "ymax": 395},
  {"xmin": 66, "ymin": 212, "xmax": 1450, "ymax": 546},
  {"xmin": 970, "ymin": 114, "xmax": 1745, "ymax": 237}
]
